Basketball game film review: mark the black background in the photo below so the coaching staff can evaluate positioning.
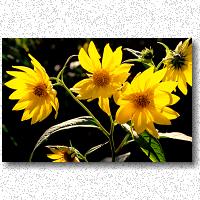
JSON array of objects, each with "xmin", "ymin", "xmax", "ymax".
[{"xmin": 2, "ymin": 38, "xmax": 192, "ymax": 162}]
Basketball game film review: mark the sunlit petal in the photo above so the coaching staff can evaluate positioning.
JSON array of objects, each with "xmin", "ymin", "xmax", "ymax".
[
  {"xmin": 78, "ymin": 48, "xmax": 94, "ymax": 73},
  {"xmin": 5, "ymin": 54, "xmax": 59, "ymax": 124},
  {"xmin": 98, "ymin": 97, "xmax": 111, "ymax": 116},
  {"xmin": 116, "ymin": 103, "xmax": 135, "ymax": 124}
]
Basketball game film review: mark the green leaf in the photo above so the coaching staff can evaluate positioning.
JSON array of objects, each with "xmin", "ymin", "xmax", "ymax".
[
  {"xmin": 29, "ymin": 116, "xmax": 99, "ymax": 161},
  {"xmin": 123, "ymin": 48, "xmax": 140, "ymax": 57},
  {"xmin": 121, "ymin": 124, "xmax": 165, "ymax": 162},
  {"xmin": 116, "ymin": 152, "xmax": 131, "ymax": 162},
  {"xmin": 85, "ymin": 141, "xmax": 109, "ymax": 156},
  {"xmin": 137, "ymin": 132, "xmax": 166, "ymax": 162},
  {"xmin": 159, "ymin": 132, "xmax": 192, "ymax": 142},
  {"xmin": 123, "ymin": 58, "xmax": 155, "ymax": 68},
  {"xmin": 102, "ymin": 152, "xmax": 131, "ymax": 162}
]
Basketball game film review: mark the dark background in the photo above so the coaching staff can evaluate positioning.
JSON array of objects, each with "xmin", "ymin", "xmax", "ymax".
[{"xmin": 2, "ymin": 38, "xmax": 192, "ymax": 162}]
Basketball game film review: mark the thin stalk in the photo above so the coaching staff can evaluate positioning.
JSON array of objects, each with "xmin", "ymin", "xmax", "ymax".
[
  {"xmin": 57, "ymin": 55, "xmax": 78, "ymax": 80},
  {"xmin": 109, "ymin": 116, "xmax": 115, "ymax": 162},
  {"xmin": 55, "ymin": 55, "xmax": 116, "ymax": 161},
  {"xmin": 60, "ymin": 81, "xmax": 110, "ymax": 138},
  {"xmin": 156, "ymin": 59, "xmax": 164, "ymax": 71},
  {"xmin": 115, "ymin": 133, "xmax": 130, "ymax": 154}
]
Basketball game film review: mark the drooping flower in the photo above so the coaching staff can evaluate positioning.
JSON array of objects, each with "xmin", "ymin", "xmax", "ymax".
[
  {"xmin": 5, "ymin": 54, "xmax": 59, "ymax": 124},
  {"xmin": 46, "ymin": 146, "xmax": 80, "ymax": 162},
  {"xmin": 162, "ymin": 38, "xmax": 192, "ymax": 95},
  {"xmin": 115, "ymin": 67, "xmax": 180, "ymax": 138},
  {"xmin": 141, "ymin": 47, "xmax": 154, "ymax": 60},
  {"xmin": 71, "ymin": 41, "xmax": 132, "ymax": 115}
]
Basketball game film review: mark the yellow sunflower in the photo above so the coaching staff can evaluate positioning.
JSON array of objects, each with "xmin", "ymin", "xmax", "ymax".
[
  {"xmin": 46, "ymin": 146, "xmax": 80, "ymax": 162},
  {"xmin": 162, "ymin": 38, "xmax": 192, "ymax": 95},
  {"xmin": 5, "ymin": 54, "xmax": 59, "ymax": 124},
  {"xmin": 71, "ymin": 41, "xmax": 132, "ymax": 115},
  {"xmin": 115, "ymin": 67, "xmax": 180, "ymax": 138}
]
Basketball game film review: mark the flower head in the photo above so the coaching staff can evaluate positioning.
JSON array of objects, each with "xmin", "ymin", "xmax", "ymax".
[
  {"xmin": 141, "ymin": 47, "xmax": 154, "ymax": 60},
  {"xmin": 71, "ymin": 41, "xmax": 132, "ymax": 115},
  {"xmin": 46, "ymin": 146, "xmax": 80, "ymax": 162},
  {"xmin": 5, "ymin": 54, "xmax": 59, "ymax": 124},
  {"xmin": 115, "ymin": 67, "xmax": 180, "ymax": 138},
  {"xmin": 163, "ymin": 38, "xmax": 192, "ymax": 95}
]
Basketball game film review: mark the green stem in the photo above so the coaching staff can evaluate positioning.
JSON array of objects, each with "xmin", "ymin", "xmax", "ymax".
[
  {"xmin": 57, "ymin": 55, "xmax": 78, "ymax": 80},
  {"xmin": 54, "ymin": 55, "xmax": 117, "ymax": 161},
  {"xmin": 156, "ymin": 59, "xmax": 164, "ymax": 71},
  {"xmin": 115, "ymin": 133, "xmax": 130, "ymax": 154},
  {"xmin": 60, "ymin": 81, "xmax": 110, "ymax": 138},
  {"xmin": 109, "ymin": 116, "xmax": 115, "ymax": 162},
  {"xmin": 122, "ymin": 58, "xmax": 141, "ymax": 64}
]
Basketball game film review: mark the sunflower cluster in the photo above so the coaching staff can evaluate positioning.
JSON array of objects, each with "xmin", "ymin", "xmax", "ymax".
[
  {"xmin": 5, "ymin": 39, "xmax": 192, "ymax": 162},
  {"xmin": 71, "ymin": 39, "xmax": 192, "ymax": 137}
]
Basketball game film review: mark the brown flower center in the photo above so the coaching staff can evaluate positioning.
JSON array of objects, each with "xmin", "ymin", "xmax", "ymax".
[
  {"xmin": 171, "ymin": 53, "xmax": 185, "ymax": 69},
  {"xmin": 133, "ymin": 94, "xmax": 151, "ymax": 108},
  {"xmin": 64, "ymin": 151, "xmax": 76, "ymax": 162},
  {"xmin": 93, "ymin": 70, "xmax": 110, "ymax": 87},
  {"xmin": 33, "ymin": 84, "xmax": 47, "ymax": 97}
]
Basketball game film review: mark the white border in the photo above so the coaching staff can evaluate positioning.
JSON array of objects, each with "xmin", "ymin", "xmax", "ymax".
[{"xmin": 1, "ymin": 0, "xmax": 200, "ymax": 199}]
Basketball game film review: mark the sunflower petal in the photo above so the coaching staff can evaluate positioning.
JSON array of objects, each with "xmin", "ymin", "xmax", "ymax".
[
  {"xmin": 28, "ymin": 54, "xmax": 49, "ymax": 82},
  {"xmin": 178, "ymin": 72, "xmax": 188, "ymax": 95},
  {"xmin": 47, "ymin": 154, "xmax": 63, "ymax": 159},
  {"xmin": 150, "ymin": 109, "xmax": 171, "ymax": 125},
  {"xmin": 113, "ymin": 63, "xmax": 132, "ymax": 74},
  {"xmin": 148, "ymin": 67, "xmax": 167, "ymax": 87},
  {"xmin": 102, "ymin": 43, "xmax": 113, "ymax": 69},
  {"xmin": 71, "ymin": 78, "xmax": 93, "ymax": 92},
  {"xmin": 38, "ymin": 101, "xmax": 52, "ymax": 122},
  {"xmin": 132, "ymin": 111, "xmax": 147, "ymax": 133},
  {"xmin": 115, "ymin": 103, "xmax": 135, "ymax": 124},
  {"xmin": 12, "ymin": 98, "xmax": 31, "ymax": 111},
  {"xmin": 53, "ymin": 158, "xmax": 66, "ymax": 162},
  {"xmin": 31, "ymin": 105, "xmax": 42, "ymax": 124},
  {"xmin": 156, "ymin": 81, "xmax": 178, "ymax": 93},
  {"xmin": 28, "ymin": 54, "xmax": 45, "ymax": 73},
  {"xmin": 135, "ymin": 67, "xmax": 154, "ymax": 91},
  {"xmin": 160, "ymin": 107, "xmax": 180, "ymax": 120},
  {"xmin": 98, "ymin": 97, "xmax": 111, "ymax": 116},
  {"xmin": 183, "ymin": 65, "xmax": 192, "ymax": 86},
  {"xmin": 4, "ymin": 78, "xmax": 26, "ymax": 89},
  {"xmin": 154, "ymin": 91, "xmax": 180, "ymax": 106},
  {"xmin": 12, "ymin": 66, "xmax": 37, "ymax": 76},
  {"xmin": 78, "ymin": 48, "xmax": 94, "ymax": 73},
  {"xmin": 112, "ymin": 72, "xmax": 130, "ymax": 87},
  {"xmin": 9, "ymin": 89, "xmax": 28, "ymax": 100},
  {"xmin": 49, "ymin": 90, "xmax": 59, "ymax": 119},
  {"xmin": 111, "ymin": 46, "xmax": 122, "ymax": 69},
  {"xmin": 21, "ymin": 109, "xmax": 32, "ymax": 121},
  {"xmin": 71, "ymin": 78, "xmax": 95, "ymax": 99},
  {"xmin": 88, "ymin": 41, "xmax": 101, "ymax": 70},
  {"xmin": 146, "ymin": 122, "xmax": 159, "ymax": 138}
]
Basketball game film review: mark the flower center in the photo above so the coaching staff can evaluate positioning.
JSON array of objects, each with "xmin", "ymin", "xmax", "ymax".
[
  {"xmin": 63, "ymin": 151, "xmax": 76, "ymax": 162},
  {"xmin": 33, "ymin": 84, "xmax": 47, "ymax": 97},
  {"xmin": 171, "ymin": 53, "xmax": 185, "ymax": 69},
  {"xmin": 133, "ymin": 94, "xmax": 151, "ymax": 108},
  {"xmin": 93, "ymin": 70, "xmax": 110, "ymax": 87}
]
